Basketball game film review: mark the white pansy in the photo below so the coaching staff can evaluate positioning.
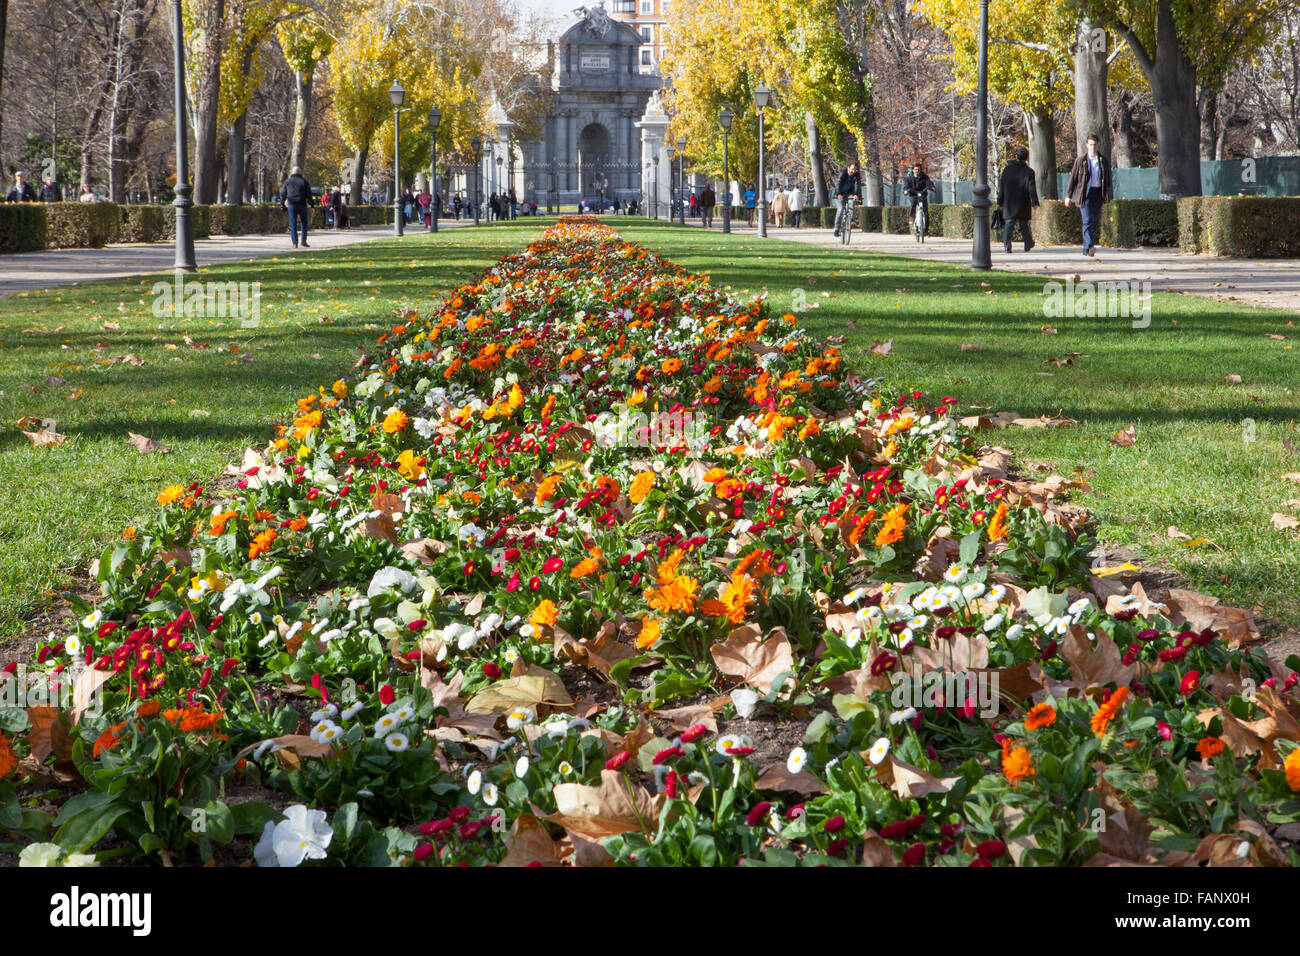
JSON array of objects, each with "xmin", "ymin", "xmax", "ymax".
[
  {"xmin": 457, "ymin": 522, "xmax": 487, "ymax": 546},
  {"xmin": 730, "ymin": 688, "xmax": 759, "ymax": 719},
  {"xmin": 367, "ymin": 566, "xmax": 418, "ymax": 599},
  {"xmin": 253, "ymin": 805, "xmax": 332, "ymax": 867},
  {"xmin": 868, "ymin": 737, "xmax": 891, "ymax": 765}
]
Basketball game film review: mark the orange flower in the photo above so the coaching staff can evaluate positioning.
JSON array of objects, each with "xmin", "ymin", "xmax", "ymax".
[
  {"xmin": 93, "ymin": 721, "xmax": 129, "ymax": 758},
  {"xmin": 704, "ymin": 375, "xmax": 722, "ymax": 394},
  {"xmin": 570, "ymin": 558, "xmax": 600, "ymax": 578},
  {"xmin": 735, "ymin": 547, "xmax": 774, "ymax": 579},
  {"xmin": 122, "ymin": 526, "xmax": 136, "ymax": 540},
  {"xmin": 655, "ymin": 548, "xmax": 685, "ymax": 585},
  {"xmin": 382, "ymin": 410, "xmax": 409, "ymax": 434},
  {"xmin": 645, "ymin": 575, "xmax": 699, "ymax": 614},
  {"xmin": 1090, "ymin": 686, "xmax": 1130, "ymax": 737},
  {"xmin": 1286, "ymin": 748, "xmax": 1300, "ymax": 792},
  {"xmin": 209, "ymin": 510, "xmax": 237, "ymax": 537},
  {"xmin": 661, "ymin": 358, "xmax": 683, "ymax": 374},
  {"xmin": 847, "ymin": 511, "xmax": 877, "ymax": 548},
  {"xmin": 874, "ymin": 502, "xmax": 909, "ymax": 548},
  {"xmin": 530, "ymin": 599, "xmax": 559, "ymax": 632},
  {"xmin": 157, "ymin": 484, "xmax": 185, "ymax": 506},
  {"xmin": 0, "ymin": 732, "xmax": 17, "ymax": 778},
  {"xmin": 1196, "ymin": 736, "xmax": 1225, "ymax": 760},
  {"xmin": 535, "ymin": 474, "xmax": 562, "ymax": 506},
  {"xmin": 138, "ymin": 700, "xmax": 162, "ymax": 718},
  {"xmin": 702, "ymin": 467, "xmax": 727, "ymax": 483},
  {"xmin": 1002, "ymin": 745, "xmax": 1035, "ymax": 786},
  {"xmin": 636, "ymin": 617, "xmax": 662, "ymax": 650},
  {"xmin": 629, "ymin": 471, "xmax": 656, "ymax": 504},
  {"xmin": 248, "ymin": 528, "xmax": 277, "ymax": 560},
  {"xmin": 540, "ymin": 394, "xmax": 557, "ymax": 419},
  {"xmin": 701, "ymin": 571, "xmax": 759, "ymax": 625},
  {"xmin": 798, "ymin": 419, "xmax": 821, "ymax": 441},
  {"xmin": 288, "ymin": 516, "xmax": 308, "ymax": 531},
  {"xmin": 1024, "ymin": 703, "xmax": 1057, "ymax": 731},
  {"xmin": 987, "ymin": 502, "xmax": 1010, "ymax": 542},
  {"xmin": 714, "ymin": 478, "xmax": 742, "ymax": 499},
  {"xmin": 179, "ymin": 709, "xmax": 224, "ymax": 733},
  {"xmin": 293, "ymin": 409, "xmax": 323, "ymax": 440}
]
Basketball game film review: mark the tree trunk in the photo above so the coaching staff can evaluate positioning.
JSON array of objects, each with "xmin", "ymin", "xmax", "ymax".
[
  {"xmin": 349, "ymin": 146, "xmax": 367, "ymax": 207},
  {"xmin": 1113, "ymin": 91, "xmax": 1137, "ymax": 167},
  {"xmin": 806, "ymin": 112, "xmax": 828, "ymax": 207},
  {"xmin": 1122, "ymin": 0, "xmax": 1201, "ymax": 197},
  {"xmin": 1198, "ymin": 87, "xmax": 1217, "ymax": 160},
  {"xmin": 0, "ymin": 0, "xmax": 8, "ymax": 160},
  {"xmin": 1073, "ymin": 19, "xmax": 1109, "ymax": 158},
  {"xmin": 1026, "ymin": 106, "xmax": 1058, "ymax": 199},
  {"xmin": 289, "ymin": 67, "xmax": 314, "ymax": 173},
  {"xmin": 225, "ymin": 111, "xmax": 246, "ymax": 203},
  {"xmin": 192, "ymin": 0, "xmax": 226, "ymax": 204},
  {"xmin": 859, "ymin": 86, "xmax": 885, "ymax": 206}
]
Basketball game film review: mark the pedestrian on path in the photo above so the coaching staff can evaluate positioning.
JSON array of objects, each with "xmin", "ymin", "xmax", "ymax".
[
  {"xmin": 39, "ymin": 176, "xmax": 62, "ymax": 202},
  {"xmin": 743, "ymin": 184, "xmax": 757, "ymax": 226},
  {"xmin": 996, "ymin": 146, "xmax": 1039, "ymax": 253},
  {"xmin": 788, "ymin": 185, "xmax": 803, "ymax": 228},
  {"xmin": 699, "ymin": 184, "xmax": 715, "ymax": 227},
  {"xmin": 771, "ymin": 187, "xmax": 790, "ymax": 227},
  {"xmin": 279, "ymin": 166, "xmax": 313, "ymax": 248},
  {"xmin": 5, "ymin": 172, "xmax": 37, "ymax": 203},
  {"xmin": 1064, "ymin": 133, "xmax": 1112, "ymax": 257}
]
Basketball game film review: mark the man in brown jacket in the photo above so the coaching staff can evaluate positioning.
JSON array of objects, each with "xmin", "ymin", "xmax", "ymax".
[{"xmin": 1064, "ymin": 133, "xmax": 1112, "ymax": 256}]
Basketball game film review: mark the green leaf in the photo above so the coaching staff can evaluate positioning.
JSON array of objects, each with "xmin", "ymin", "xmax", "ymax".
[
  {"xmin": 959, "ymin": 529, "xmax": 982, "ymax": 567},
  {"xmin": 200, "ymin": 800, "xmax": 236, "ymax": 843},
  {"xmin": 231, "ymin": 801, "xmax": 284, "ymax": 836},
  {"xmin": 54, "ymin": 790, "xmax": 131, "ymax": 854}
]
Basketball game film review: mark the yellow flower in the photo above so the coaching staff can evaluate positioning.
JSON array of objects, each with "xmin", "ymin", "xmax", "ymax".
[
  {"xmin": 530, "ymin": 599, "xmax": 558, "ymax": 632},
  {"xmin": 331, "ymin": 380, "xmax": 348, "ymax": 398},
  {"xmin": 636, "ymin": 617, "xmax": 662, "ymax": 650},
  {"xmin": 629, "ymin": 471, "xmax": 656, "ymax": 504},
  {"xmin": 190, "ymin": 570, "xmax": 228, "ymax": 594},
  {"xmin": 396, "ymin": 449, "xmax": 425, "ymax": 481},
  {"xmin": 298, "ymin": 444, "xmax": 312, "ymax": 459},
  {"xmin": 1286, "ymin": 748, "xmax": 1300, "ymax": 792},
  {"xmin": 157, "ymin": 484, "xmax": 185, "ymax": 506},
  {"xmin": 382, "ymin": 410, "xmax": 409, "ymax": 434}
]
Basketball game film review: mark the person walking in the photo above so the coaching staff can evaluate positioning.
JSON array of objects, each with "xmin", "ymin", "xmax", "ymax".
[
  {"xmin": 5, "ymin": 172, "xmax": 37, "ymax": 202},
  {"xmin": 331, "ymin": 186, "xmax": 348, "ymax": 229},
  {"xmin": 39, "ymin": 175, "xmax": 62, "ymax": 202},
  {"xmin": 832, "ymin": 161, "xmax": 861, "ymax": 237},
  {"xmin": 788, "ymin": 184, "xmax": 803, "ymax": 228},
  {"xmin": 279, "ymin": 165, "xmax": 313, "ymax": 248},
  {"xmin": 508, "ymin": 188, "xmax": 518, "ymax": 219},
  {"xmin": 77, "ymin": 183, "xmax": 98, "ymax": 203},
  {"xmin": 743, "ymin": 183, "xmax": 757, "ymax": 227},
  {"xmin": 1064, "ymin": 132, "xmax": 1112, "ymax": 257},
  {"xmin": 771, "ymin": 186, "xmax": 790, "ymax": 227},
  {"xmin": 996, "ymin": 146, "xmax": 1040, "ymax": 253},
  {"xmin": 699, "ymin": 184, "xmax": 716, "ymax": 227}
]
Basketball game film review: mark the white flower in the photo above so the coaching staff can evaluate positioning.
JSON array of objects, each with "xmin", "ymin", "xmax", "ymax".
[
  {"xmin": 715, "ymin": 733, "xmax": 754, "ymax": 754},
  {"xmin": 515, "ymin": 756, "xmax": 530, "ymax": 778},
  {"xmin": 943, "ymin": 564, "xmax": 968, "ymax": 583},
  {"xmin": 457, "ymin": 521, "xmax": 487, "ymax": 545},
  {"xmin": 393, "ymin": 703, "xmax": 415, "ymax": 723},
  {"xmin": 65, "ymin": 634, "xmax": 82, "ymax": 657},
  {"xmin": 341, "ymin": 701, "xmax": 364, "ymax": 720},
  {"xmin": 310, "ymin": 704, "xmax": 339, "ymax": 723},
  {"xmin": 908, "ymin": 615, "xmax": 928, "ymax": 630},
  {"xmin": 482, "ymin": 782, "xmax": 499, "ymax": 806},
  {"xmin": 786, "ymin": 746, "xmax": 808, "ymax": 774},
  {"xmin": 890, "ymin": 707, "xmax": 917, "ymax": 725},
  {"xmin": 961, "ymin": 582, "xmax": 986, "ymax": 600},
  {"xmin": 310, "ymin": 720, "xmax": 341, "ymax": 743},
  {"xmin": 1006, "ymin": 623, "xmax": 1025, "ymax": 641},
  {"xmin": 542, "ymin": 714, "xmax": 571, "ymax": 738},
  {"xmin": 896, "ymin": 627, "xmax": 915, "ymax": 650},
  {"xmin": 467, "ymin": 769, "xmax": 482, "ymax": 794},
  {"xmin": 987, "ymin": 585, "xmax": 1007, "ymax": 603},
  {"xmin": 506, "ymin": 706, "xmax": 535, "ymax": 730},
  {"xmin": 730, "ymin": 688, "xmax": 759, "ymax": 719},
  {"xmin": 503, "ymin": 647, "xmax": 521, "ymax": 664},
  {"xmin": 868, "ymin": 737, "xmax": 891, "ymax": 765},
  {"xmin": 843, "ymin": 587, "xmax": 869, "ymax": 606},
  {"xmin": 81, "ymin": 610, "xmax": 103, "ymax": 631},
  {"xmin": 688, "ymin": 770, "xmax": 709, "ymax": 787},
  {"xmin": 384, "ymin": 732, "xmax": 410, "ymax": 753},
  {"xmin": 982, "ymin": 613, "xmax": 1005, "ymax": 633},
  {"xmin": 558, "ymin": 760, "xmax": 574, "ymax": 776},
  {"xmin": 253, "ymin": 805, "xmax": 332, "ymax": 867},
  {"xmin": 367, "ymin": 566, "xmax": 418, "ymax": 599},
  {"xmin": 374, "ymin": 713, "xmax": 401, "ymax": 735}
]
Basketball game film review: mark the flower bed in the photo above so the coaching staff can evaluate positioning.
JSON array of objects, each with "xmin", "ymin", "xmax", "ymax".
[{"xmin": 2, "ymin": 218, "xmax": 1297, "ymax": 868}]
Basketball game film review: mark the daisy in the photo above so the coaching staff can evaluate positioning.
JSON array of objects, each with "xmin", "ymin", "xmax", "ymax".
[
  {"xmin": 482, "ymin": 782, "xmax": 499, "ymax": 806},
  {"xmin": 982, "ymin": 613, "xmax": 1005, "ymax": 633},
  {"xmin": 1005, "ymin": 623, "xmax": 1025, "ymax": 640},
  {"xmin": 341, "ymin": 702, "xmax": 364, "ymax": 720},
  {"xmin": 986, "ymin": 585, "xmax": 1007, "ymax": 603},
  {"xmin": 908, "ymin": 615, "xmax": 928, "ymax": 631},
  {"xmin": 514, "ymin": 756, "xmax": 530, "ymax": 778},
  {"xmin": 868, "ymin": 737, "xmax": 891, "ymax": 765},
  {"xmin": 393, "ymin": 703, "xmax": 415, "ymax": 723},
  {"xmin": 310, "ymin": 704, "xmax": 339, "ymax": 723},
  {"xmin": 961, "ymin": 582, "xmax": 986, "ymax": 600},
  {"xmin": 384, "ymin": 732, "xmax": 410, "ymax": 753},
  {"xmin": 943, "ymin": 564, "xmax": 968, "ymax": 584},
  {"xmin": 374, "ymin": 714, "xmax": 401, "ymax": 735},
  {"xmin": 889, "ymin": 707, "xmax": 917, "ymax": 725},
  {"xmin": 467, "ymin": 769, "xmax": 482, "ymax": 794},
  {"xmin": 787, "ymin": 746, "xmax": 808, "ymax": 774},
  {"xmin": 557, "ymin": 760, "xmax": 574, "ymax": 776},
  {"xmin": 503, "ymin": 647, "xmax": 521, "ymax": 664},
  {"xmin": 843, "ymin": 587, "xmax": 869, "ymax": 606},
  {"xmin": 1068, "ymin": 597, "xmax": 1092, "ymax": 617},
  {"xmin": 65, "ymin": 635, "xmax": 82, "ymax": 657},
  {"xmin": 688, "ymin": 771, "xmax": 709, "ymax": 787},
  {"xmin": 506, "ymin": 706, "xmax": 535, "ymax": 730}
]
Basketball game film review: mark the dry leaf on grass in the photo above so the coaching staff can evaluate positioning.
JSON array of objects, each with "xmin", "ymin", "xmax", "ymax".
[
  {"xmin": 868, "ymin": 339, "xmax": 892, "ymax": 355},
  {"xmin": 861, "ymin": 829, "xmax": 899, "ymax": 867},
  {"xmin": 649, "ymin": 701, "xmax": 722, "ymax": 733},
  {"xmin": 235, "ymin": 734, "xmax": 335, "ymax": 769},
  {"xmin": 1164, "ymin": 588, "xmax": 1258, "ymax": 646},
  {"xmin": 22, "ymin": 428, "xmax": 67, "ymax": 446},
  {"xmin": 127, "ymin": 432, "xmax": 169, "ymax": 454},
  {"xmin": 363, "ymin": 492, "xmax": 405, "ymax": 543},
  {"xmin": 1224, "ymin": 374, "xmax": 1243, "ymax": 384},
  {"xmin": 465, "ymin": 665, "xmax": 573, "ymax": 715},
  {"xmin": 710, "ymin": 623, "xmax": 795, "ymax": 695},
  {"xmin": 398, "ymin": 537, "xmax": 448, "ymax": 565},
  {"xmin": 1061, "ymin": 625, "xmax": 1136, "ymax": 687},
  {"xmin": 754, "ymin": 763, "xmax": 826, "ymax": 796},
  {"xmin": 1109, "ymin": 424, "xmax": 1137, "ymax": 447},
  {"xmin": 884, "ymin": 758, "xmax": 956, "ymax": 799},
  {"xmin": 1271, "ymin": 512, "xmax": 1300, "ymax": 531}
]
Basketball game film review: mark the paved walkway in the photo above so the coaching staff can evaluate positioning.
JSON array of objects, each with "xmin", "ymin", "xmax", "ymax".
[
  {"xmin": 706, "ymin": 222, "xmax": 1300, "ymax": 312},
  {"xmin": 0, "ymin": 219, "xmax": 472, "ymax": 296}
]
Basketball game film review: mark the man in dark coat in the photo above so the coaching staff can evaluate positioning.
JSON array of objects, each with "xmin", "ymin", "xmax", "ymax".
[
  {"xmin": 5, "ymin": 172, "xmax": 37, "ymax": 202},
  {"xmin": 1064, "ymin": 132, "xmax": 1112, "ymax": 256},
  {"xmin": 903, "ymin": 162, "xmax": 936, "ymax": 228},
  {"xmin": 279, "ymin": 166, "xmax": 313, "ymax": 248},
  {"xmin": 996, "ymin": 146, "xmax": 1040, "ymax": 252},
  {"xmin": 39, "ymin": 176, "xmax": 63, "ymax": 202},
  {"xmin": 699, "ymin": 184, "xmax": 716, "ymax": 228}
]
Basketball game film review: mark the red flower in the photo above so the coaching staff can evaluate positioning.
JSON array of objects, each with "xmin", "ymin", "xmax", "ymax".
[
  {"xmin": 1179, "ymin": 670, "xmax": 1200, "ymax": 695},
  {"xmin": 652, "ymin": 745, "xmax": 684, "ymax": 765},
  {"xmin": 975, "ymin": 840, "xmax": 1006, "ymax": 861},
  {"xmin": 483, "ymin": 662, "xmax": 502, "ymax": 680},
  {"xmin": 665, "ymin": 770, "xmax": 679, "ymax": 799},
  {"xmin": 725, "ymin": 746, "xmax": 755, "ymax": 756},
  {"xmin": 379, "ymin": 684, "xmax": 396, "ymax": 705},
  {"xmin": 826, "ymin": 838, "xmax": 849, "ymax": 857},
  {"xmin": 413, "ymin": 842, "xmax": 435, "ymax": 862},
  {"xmin": 1158, "ymin": 721, "xmax": 1173, "ymax": 740},
  {"xmin": 542, "ymin": 557, "xmax": 564, "ymax": 574},
  {"xmin": 681, "ymin": 724, "xmax": 709, "ymax": 743},
  {"xmin": 879, "ymin": 819, "xmax": 910, "ymax": 840},
  {"xmin": 823, "ymin": 816, "xmax": 846, "ymax": 833},
  {"xmin": 870, "ymin": 651, "xmax": 898, "ymax": 675},
  {"xmin": 448, "ymin": 806, "xmax": 471, "ymax": 824},
  {"xmin": 745, "ymin": 801, "xmax": 772, "ymax": 827},
  {"xmin": 459, "ymin": 822, "xmax": 483, "ymax": 839},
  {"xmin": 786, "ymin": 803, "xmax": 805, "ymax": 820},
  {"xmin": 968, "ymin": 858, "xmax": 992, "ymax": 867},
  {"xmin": 901, "ymin": 843, "xmax": 926, "ymax": 866},
  {"xmin": 605, "ymin": 751, "xmax": 631, "ymax": 771}
]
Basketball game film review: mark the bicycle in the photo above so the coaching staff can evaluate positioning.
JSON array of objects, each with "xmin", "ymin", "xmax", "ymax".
[
  {"xmin": 913, "ymin": 200, "xmax": 928, "ymax": 243},
  {"xmin": 839, "ymin": 195, "xmax": 857, "ymax": 245}
]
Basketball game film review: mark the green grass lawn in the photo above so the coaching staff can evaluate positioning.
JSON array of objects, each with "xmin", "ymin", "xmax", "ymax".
[{"xmin": 1, "ymin": 216, "xmax": 1297, "ymax": 645}]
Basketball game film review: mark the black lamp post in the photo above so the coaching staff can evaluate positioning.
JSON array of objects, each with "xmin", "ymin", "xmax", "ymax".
[
  {"xmin": 427, "ymin": 105, "xmax": 440, "ymax": 233},
  {"xmin": 170, "ymin": 0, "xmax": 195, "ymax": 271},
  {"xmin": 389, "ymin": 80, "xmax": 405, "ymax": 237},
  {"xmin": 720, "ymin": 106, "xmax": 732, "ymax": 234},
  {"xmin": 971, "ymin": 0, "xmax": 991, "ymax": 270},
  {"xmin": 665, "ymin": 144, "xmax": 675, "ymax": 223},
  {"xmin": 754, "ymin": 83, "xmax": 770, "ymax": 238},
  {"xmin": 676, "ymin": 136, "xmax": 687, "ymax": 225},
  {"xmin": 471, "ymin": 137, "xmax": 481, "ymax": 226},
  {"xmin": 653, "ymin": 156, "xmax": 660, "ymax": 219}
]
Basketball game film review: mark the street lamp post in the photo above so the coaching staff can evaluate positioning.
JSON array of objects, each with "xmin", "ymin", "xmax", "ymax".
[
  {"xmin": 665, "ymin": 144, "xmax": 675, "ymax": 223},
  {"xmin": 170, "ymin": 0, "xmax": 195, "ymax": 271},
  {"xmin": 676, "ymin": 136, "xmax": 687, "ymax": 225},
  {"xmin": 427, "ymin": 106, "xmax": 440, "ymax": 233},
  {"xmin": 754, "ymin": 83, "xmax": 770, "ymax": 238},
  {"xmin": 496, "ymin": 156, "xmax": 503, "ymax": 217},
  {"xmin": 971, "ymin": 0, "xmax": 992, "ymax": 270},
  {"xmin": 389, "ymin": 81, "xmax": 405, "ymax": 237},
  {"xmin": 653, "ymin": 156, "xmax": 660, "ymax": 219},
  {"xmin": 471, "ymin": 137, "xmax": 481, "ymax": 226},
  {"xmin": 719, "ymin": 107, "xmax": 732, "ymax": 234}
]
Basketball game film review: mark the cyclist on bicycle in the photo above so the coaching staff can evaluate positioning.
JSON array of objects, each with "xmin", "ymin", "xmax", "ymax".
[
  {"xmin": 832, "ymin": 161, "xmax": 861, "ymax": 237},
  {"xmin": 904, "ymin": 162, "xmax": 936, "ymax": 230}
]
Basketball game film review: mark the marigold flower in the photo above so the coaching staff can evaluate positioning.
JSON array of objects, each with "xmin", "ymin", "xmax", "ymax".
[
  {"xmin": 0, "ymin": 732, "xmax": 18, "ymax": 778},
  {"xmin": 644, "ymin": 575, "xmax": 699, "ymax": 614},
  {"xmin": 987, "ymin": 502, "xmax": 1010, "ymax": 542},
  {"xmin": 156, "ymin": 484, "xmax": 186, "ymax": 506},
  {"xmin": 570, "ymin": 558, "xmax": 599, "ymax": 578},
  {"xmin": 1196, "ymin": 736, "xmax": 1225, "ymax": 760},
  {"xmin": 1090, "ymin": 686, "xmax": 1130, "ymax": 737},
  {"xmin": 1024, "ymin": 703, "xmax": 1057, "ymax": 731},
  {"xmin": 93, "ymin": 721, "xmax": 129, "ymax": 758},
  {"xmin": 138, "ymin": 700, "xmax": 161, "ymax": 718},
  {"xmin": 530, "ymin": 599, "xmax": 559, "ymax": 631},
  {"xmin": 629, "ymin": 471, "xmax": 656, "ymax": 504},
  {"xmin": 1285, "ymin": 748, "xmax": 1300, "ymax": 792},
  {"xmin": 874, "ymin": 502, "xmax": 909, "ymax": 548},
  {"xmin": 248, "ymin": 529, "xmax": 277, "ymax": 560},
  {"xmin": 382, "ymin": 410, "xmax": 409, "ymax": 434},
  {"xmin": 635, "ymin": 617, "xmax": 661, "ymax": 650},
  {"xmin": 1002, "ymin": 745, "xmax": 1035, "ymax": 785},
  {"xmin": 179, "ymin": 708, "xmax": 224, "ymax": 733}
]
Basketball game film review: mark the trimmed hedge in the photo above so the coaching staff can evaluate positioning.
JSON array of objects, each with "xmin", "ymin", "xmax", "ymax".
[
  {"xmin": 1100, "ymin": 199, "xmax": 1178, "ymax": 248},
  {"xmin": 940, "ymin": 204, "xmax": 975, "ymax": 239},
  {"xmin": 882, "ymin": 206, "xmax": 911, "ymax": 233},
  {"xmin": 1176, "ymin": 197, "xmax": 1300, "ymax": 257},
  {"xmin": 44, "ymin": 202, "xmax": 121, "ymax": 248},
  {"xmin": 0, "ymin": 204, "xmax": 48, "ymax": 252},
  {"xmin": 1031, "ymin": 200, "xmax": 1083, "ymax": 245},
  {"xmin": 120, "ymin": 205, "xmax": 168, "ymax": 242},
  {"xmin": 820, "ymin": 206, "xmax": 837, "ymax": 229}
]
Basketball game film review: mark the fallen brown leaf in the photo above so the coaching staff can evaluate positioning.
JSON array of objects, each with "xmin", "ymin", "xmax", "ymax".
[{"xmin": 126, "ymin": 432, "xmax": 169, "ymax": 454}]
